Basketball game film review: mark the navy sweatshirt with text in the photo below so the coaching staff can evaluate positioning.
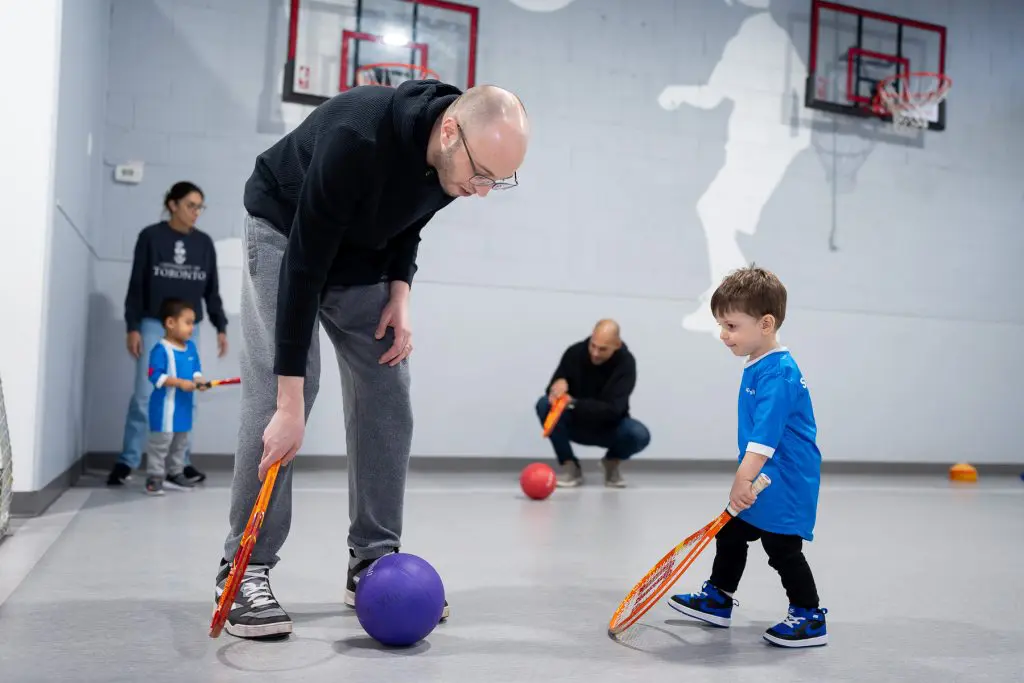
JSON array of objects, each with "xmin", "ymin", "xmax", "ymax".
[
  {"xmin": 242, "ymin": 79, "xmax": 462, "ymax": 377},
  {"xmin": 124, "ymin": 221, "xmax": 228, "ymax": 334}
]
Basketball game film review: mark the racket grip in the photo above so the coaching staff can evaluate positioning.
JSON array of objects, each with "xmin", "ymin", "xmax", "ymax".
[
  {"xmin": 752, "ymin": 472, "xmax": 772, "ymax": 493},
  {"xmin": 725, "ymin": 472, "xmax": 772, "ymax": 517}
]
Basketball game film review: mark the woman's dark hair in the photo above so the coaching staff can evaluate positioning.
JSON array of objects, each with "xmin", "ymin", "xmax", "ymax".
[{"xmin": 163, "ymin": 181, "xmax": 204, "ymax": 213}]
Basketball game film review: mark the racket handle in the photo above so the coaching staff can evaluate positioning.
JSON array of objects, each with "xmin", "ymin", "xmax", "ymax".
[
  {"xmin": 725, "ymin": 472, "xmax": 772, "ymax": 517},
  {"xmin": 751, "ymin": 472, "xmax": 771, "ymax": 494},
  {"xmin": 198, "ymin": 377, "xmax": 241, "ymax": 389}
]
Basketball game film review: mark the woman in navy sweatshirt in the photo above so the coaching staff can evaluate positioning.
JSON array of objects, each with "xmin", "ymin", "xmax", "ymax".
[{"xmin": 107, "ymin": 181, "xmax": 229, "ymax": 487}]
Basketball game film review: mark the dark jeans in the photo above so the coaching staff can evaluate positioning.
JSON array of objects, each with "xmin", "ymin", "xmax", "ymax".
[
  {"xmin": 710, "ymin": 517, "xmax": 820, "ymax": 608},
  {"xmin": 534, "ymin": 396, "xmax": 651, "ymax": 465}
]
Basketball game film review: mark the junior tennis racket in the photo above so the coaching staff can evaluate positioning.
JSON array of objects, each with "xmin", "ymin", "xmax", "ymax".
[
  {"xmin": 542, "ymin": 394, "xmax": 570, "ymax": 437},
  {"xmin": 197, "ymin": 376, "xmax": 241, "ymax": 389},
  {"xmin": 209, "ymin": 461, "xmax": 281, "ymax": 638},
  {"xmin": 608, "ymin": 472, "xmax": 772, "ymax": 637}
]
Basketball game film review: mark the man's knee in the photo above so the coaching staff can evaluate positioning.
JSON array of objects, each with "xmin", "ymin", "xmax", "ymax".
[
  {"xmin": 535, "ymin": 396, "xmax": 551, "ymax": 422},
  {"xmin": 618, "ymin": 419, "xmax": 651, "ymax": 456}
]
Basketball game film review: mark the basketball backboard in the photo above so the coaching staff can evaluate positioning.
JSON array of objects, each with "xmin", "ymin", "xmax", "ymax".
[
  {"xmin": 283, "ymin": 0, "xmax": 478, "ymax": 106},
  {"xmin": 805, "ymin": 0, "xmax": 948, "ymax": 131}
]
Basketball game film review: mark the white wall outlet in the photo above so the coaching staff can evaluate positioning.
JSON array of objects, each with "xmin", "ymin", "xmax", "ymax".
[{"xmin": 114, "ymin": 161, "xmax": 144, "ymax": 184}]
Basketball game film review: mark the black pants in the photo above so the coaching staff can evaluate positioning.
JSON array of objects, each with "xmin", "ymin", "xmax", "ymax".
[{"xmin": 710, "ymin": 517, "xmax": 820, "ymax": 609}]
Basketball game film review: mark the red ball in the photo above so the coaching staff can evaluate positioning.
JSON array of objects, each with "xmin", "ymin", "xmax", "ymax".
[{"xmin": 520, "ymin": 462, "xmax": 556, "ymax": 500}]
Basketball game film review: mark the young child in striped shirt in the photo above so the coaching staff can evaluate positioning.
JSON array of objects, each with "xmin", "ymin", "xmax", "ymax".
[{"xmin": 145, "ymin": 299, "xmax": 209, "ymax": 495}]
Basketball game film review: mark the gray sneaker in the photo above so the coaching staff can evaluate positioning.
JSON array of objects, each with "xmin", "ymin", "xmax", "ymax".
[
  {"xmin": 214, "ymin": 561, "xmax": 293, "ymax": 638},
  {"xmin": 556, "ymin": 460, "xmax": 583, "ymax": 487},
  {"xmin": 165, "ymin": 473, "xmax": 196, "ymax": 491},
  {"xmin": 601, "ymin": 457, "xmax": 626, "ymax": 488}
]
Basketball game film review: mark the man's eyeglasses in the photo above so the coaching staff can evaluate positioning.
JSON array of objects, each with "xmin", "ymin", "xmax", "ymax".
[{"xmin": 457, "ymin": 123, "xmax": 518, "ymax": 190}]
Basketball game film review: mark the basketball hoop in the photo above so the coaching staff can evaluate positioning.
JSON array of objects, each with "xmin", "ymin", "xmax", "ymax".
[
  {"xmin": 873, "ymin": 71, "xmax": 951, "ymax": 130},
  {"xmin": 355, "ymin": 62, "xmax": 439, "ymax": 88}
]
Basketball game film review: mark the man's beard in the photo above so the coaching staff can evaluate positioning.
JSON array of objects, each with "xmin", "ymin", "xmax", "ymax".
[{"xmin": 437, "ymin": 144, "xmax": 460, "ymax": 195}]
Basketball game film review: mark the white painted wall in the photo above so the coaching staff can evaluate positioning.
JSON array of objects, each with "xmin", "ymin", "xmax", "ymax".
[
  {"xmin": 0, "ymin": 0, "xmax": 63, "ymax": 492},
  {"xmin": 38, "ymin": 0, "xmax": 111, "ymax": 489},
  {"xmin": 82, "ymin": 0, "xmax": 1024, "ymax": 467}
]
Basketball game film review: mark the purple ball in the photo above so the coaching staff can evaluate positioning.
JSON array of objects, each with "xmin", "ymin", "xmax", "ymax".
[{"xmin": 355, "ymin": 552, "xmax": 446, "ymax": 647}]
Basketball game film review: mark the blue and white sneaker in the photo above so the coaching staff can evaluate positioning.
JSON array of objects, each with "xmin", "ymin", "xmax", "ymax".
[
  {"xmin": 667, "ymin": 581, "xmax": 736, "ymax": 627},
  {"xmin": 763, "ymin": 605, "xmax": 828, "ymax": 647}
]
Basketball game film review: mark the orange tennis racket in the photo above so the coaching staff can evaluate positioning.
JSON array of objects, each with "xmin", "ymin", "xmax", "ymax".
[
  {"xmin": 209, "ymin": 461, "xmax": 281, "ymax": 638},
  {"xmin": 542, "ymin": 394, "xmax": 570, "ymax": 437},
  {"xmin": 608, "ymin": 472, "xmax": 772, "ymax": 638},
  {"xmin": 197, "ymin": 376, "xmax": 240, "ymax": 389}
]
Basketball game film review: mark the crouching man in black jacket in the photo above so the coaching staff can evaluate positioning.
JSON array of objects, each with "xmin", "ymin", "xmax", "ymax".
[{"xmin": 536, "ymin": 319, "xmax": 651, "ymax": 488}]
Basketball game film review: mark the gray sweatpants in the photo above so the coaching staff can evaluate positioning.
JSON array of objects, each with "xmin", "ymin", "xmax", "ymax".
[
  {"xmin": 147, "ymin": 431, "xmax": 188, "ymax": 478},
  {"xmin": 222, "ymin": 214, "xmax": 413, "ymax": 568}
]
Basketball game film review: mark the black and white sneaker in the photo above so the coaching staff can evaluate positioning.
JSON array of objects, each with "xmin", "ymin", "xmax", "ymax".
[
  {"xmin": 214, "ymin": 560, "xmax": 293, "ymax": 638},
  {"xmin": 345, "ymin": 549, "xmax": 450, "ymax": 621},
  {"xmin": 344, "ymin": 552, "xmax": 377, "ymax": 607},
  {"xmin": 107, "ymin": 463, "xmax": 132, "ymax": 486},
  {"xmin": 183, "ymin": 465, "xmax": 206, "ymax": 484}
]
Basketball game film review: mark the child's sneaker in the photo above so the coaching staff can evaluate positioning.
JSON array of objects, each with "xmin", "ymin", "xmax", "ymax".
[
  {"xmin": 144, "ymin": 476, "xmax": 164, "ymax": 495},
  {"xmin": 667, "ymin": 580, "xmax": 735, "ymax": 627},
  {"xmin": 763, "ymin": 605, "xmax": 828, "ymax": 648},
  {"xmin": 164, "ymin": 473, "xmax": 196, "ymax": 491},
  {"xmin": 345, "ymin": 549, "xmax": 450, "ymax": 621},
  {"xmin": 214, "ymin": 560, "xmax": 293, "ymax": 638}
]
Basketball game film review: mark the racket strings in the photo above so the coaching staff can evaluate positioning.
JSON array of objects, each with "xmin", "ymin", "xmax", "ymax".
[{"xmin": 617, "ymin": 529, "xmax": 708, "ymax": 624}]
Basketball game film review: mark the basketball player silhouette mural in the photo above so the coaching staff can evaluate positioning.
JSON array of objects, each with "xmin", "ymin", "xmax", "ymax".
[{"xmin": 658, "ymin": 0, "xmax": 810, "ymax": 335}]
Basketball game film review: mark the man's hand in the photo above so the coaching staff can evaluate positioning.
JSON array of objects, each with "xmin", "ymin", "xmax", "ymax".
[
  {"xmin": 376, "ymin": 283, "xmax": 413, "ymax": 367},
  {"xmin": 127, "ymin": 331, "xmax": 142, "ymax": 359},
  {"xmin": 217, "ymin": 332, "xmax": 229, "ymax": 357},
  {"xmin": 729, "ymin": 477, "xmax": 759, "ymax": 513},
  {"xmin": 549, "ymin": 379, "xmax": 569, "ymax": 402},
  {"xmin": 195, "ymin": 378, "xmax": 210, "ymax": 392},
  {"xmin": 259, "ymin": 407, "xmax": 305, "ymax": 481},
  {"xmin": 259, "ymin": 377, "xmax": 306, "ymax": 481}
]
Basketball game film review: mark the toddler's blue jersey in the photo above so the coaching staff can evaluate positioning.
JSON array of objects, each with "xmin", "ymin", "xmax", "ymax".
[
  {"xmin": 148, "ymin": 339, "xmax": 202, "ymax": 433},
  {"xmin": 736, "ymin": 348, "xmax": 821, "ymax": 541}
]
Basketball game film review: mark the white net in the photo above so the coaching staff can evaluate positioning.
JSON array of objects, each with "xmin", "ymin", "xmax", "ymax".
[
  {"xmin": 355, "ymin": 63, "xmax": 439, "ymax": 88},
  {"xmin": 876, "ymin": 72, "xmax": 952, "ymax": 130},
  {"xmin": 0, "ymin": 374, "xmax": 13, "ymax": 539}
]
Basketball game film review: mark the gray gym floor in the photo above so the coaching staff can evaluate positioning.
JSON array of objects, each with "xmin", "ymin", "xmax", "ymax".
[{"xmin": 1, "ymin": 467, "xmax": 1022, "ymax": 683}]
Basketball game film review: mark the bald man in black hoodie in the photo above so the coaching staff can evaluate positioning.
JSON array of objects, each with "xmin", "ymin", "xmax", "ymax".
[{"xmin": 214, "ymin": 80, "xmax": 529, "ymax": 639}]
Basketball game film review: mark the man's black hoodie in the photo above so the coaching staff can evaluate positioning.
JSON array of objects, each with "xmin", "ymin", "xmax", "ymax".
[{"xmin": 243, "ymin": 80, "xmax": 461, "ymax": 376}]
